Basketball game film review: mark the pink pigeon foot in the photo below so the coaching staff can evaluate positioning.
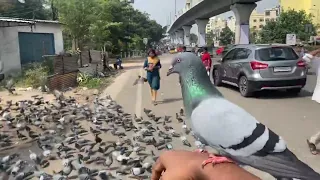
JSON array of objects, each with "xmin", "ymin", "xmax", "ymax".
[{"xmin": 201, "ymin": 154, "xmax": 234, "ymax": 168}]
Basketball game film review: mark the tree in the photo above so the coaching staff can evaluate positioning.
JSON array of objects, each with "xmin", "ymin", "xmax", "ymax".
[
  {"xmin": 0, "ymin": 0, "xmax": 50, "ymax": 20},
  {"xmin": 250, "ymin": 27, "xmax": 259, "ymax": 43},
  {"xmin": 54, "ymin": 0, "xmax": 98, "ymax": 49},
  {"xmin": 219, "ymin": 26, "xmax": 234, "ymax": 45},
  {"xmin": 190, "ymin": 33, "xmax": 198, "ymax": 44},
  {"xmin": 0, "ymin": 0, "xmax": 166, "ymax": 53},
  {"xmin": 206, "ymin": 32, "xmax": 214, "ymax": 47},
  {"xmin": 259, "ymin": 9, "xmax": 316, "ymax": 43}
]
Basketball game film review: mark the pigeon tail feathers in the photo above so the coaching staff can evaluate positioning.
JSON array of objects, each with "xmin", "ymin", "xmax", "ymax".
[{"xmin": 231, "ymin": 149, "xmax": 320, "ymax": 180}]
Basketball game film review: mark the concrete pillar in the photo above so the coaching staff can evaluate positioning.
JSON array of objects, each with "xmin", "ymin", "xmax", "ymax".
[
  {"xmin": 177, "ymin": 30, "xmax": 184, "ymax": 45},
  {"xmin": 170, "ymin": 34, "xmax": 175, "ymax": 44},
  {"xmin": 231, "ymin": 3, "xmax": 256, "ymax": 44},
  {"xmin": 175, "ymin": 31, "xmax": 183, "ymax": 45},
  {"xmin": 182, "ymin": 25, "xmax": 192, "ymax": 46},
  {"xmin": 172, "ymin": 33, "xmax": 177, "ymax": 44},
  {"xmin": 195, "ymin": 19, "xmax": 209, "ymax": 47}
]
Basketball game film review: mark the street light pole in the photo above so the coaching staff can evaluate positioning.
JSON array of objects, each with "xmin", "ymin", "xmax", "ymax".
[{"xmin": 174, "ymin": 0, "xmax": 177, "ymax": 18}]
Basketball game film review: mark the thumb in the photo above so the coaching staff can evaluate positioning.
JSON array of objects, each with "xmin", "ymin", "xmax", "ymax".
[{"xmin": 151, "ymin": 158, "xmax": 166, "ymax": 180}]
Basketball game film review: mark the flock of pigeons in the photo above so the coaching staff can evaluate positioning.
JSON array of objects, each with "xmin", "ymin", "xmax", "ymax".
[{"xmin": 0, "ymin": 91, "xmax": 200, "ymax": 180}]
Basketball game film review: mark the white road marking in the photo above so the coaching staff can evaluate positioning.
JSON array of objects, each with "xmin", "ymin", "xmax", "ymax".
[
  {"xmin": 135, "ymin": 68, "xmax": 143, "ymax": 118},
  {"xmin": 102, "ymin": 70, "xmax": 132, "ymax": 100}
]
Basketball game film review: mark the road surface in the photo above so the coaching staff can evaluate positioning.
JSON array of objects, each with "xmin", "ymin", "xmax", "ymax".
[{"xmin": 103, "ymin": 54, "xmax": 320, "ymax": 179}]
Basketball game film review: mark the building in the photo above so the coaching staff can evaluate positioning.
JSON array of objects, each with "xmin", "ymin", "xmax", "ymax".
[
  {"xmin": 264, "ymin": 7, "xmax": 280, "ymax": 24},
  {"xmin": 249, "ymin": 7, "xmax": 279, "ymax": 31},
  {"xmin": 250, "ymin": 9, "xmax": 265, "ymax": 31},
  {"xmin": 206, "ymin": 17, "xmax": 227, "ymax": 46},
  {"xmin": 206, "ymin": 17, "xmax": 215, "ymax": 33},
  {"xmin": 0, "ymin": 17, "xmax": 63, "ymax": 74},
  {"xmin": 226, "ymin": 16, "xmax": 236, "ymax": 33},
  {"xmin": 280, "ymin": 0, "xmax": 320, "ymax": 33}
]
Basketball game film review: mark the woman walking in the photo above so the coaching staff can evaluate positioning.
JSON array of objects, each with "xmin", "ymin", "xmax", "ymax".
[{"xmin": 143, "ymin": 49, "xmax": 162, "ymax": 105}]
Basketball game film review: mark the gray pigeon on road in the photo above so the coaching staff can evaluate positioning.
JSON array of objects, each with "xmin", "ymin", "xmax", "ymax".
[
  {"xmin": 132, "ymin": 75, "xmax": 147, "ymax": 86},
  {"xmin": 166, "ymin": 52, "xmax": 320, "ymax": 180}
]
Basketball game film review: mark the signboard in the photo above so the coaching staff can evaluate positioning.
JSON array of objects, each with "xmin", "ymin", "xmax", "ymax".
[
  {"xmin": 143, "ymin": 38, "xmax": 148, "ymax": 45},
  {"xmin": 286, "ymin": 34, "xmax": 296, "ymax": 45}
]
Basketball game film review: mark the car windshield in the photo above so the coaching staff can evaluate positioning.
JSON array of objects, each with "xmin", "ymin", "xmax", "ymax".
[{"xmin": 255, "ymin": 47, "xmax": 299, "ymax": 61}]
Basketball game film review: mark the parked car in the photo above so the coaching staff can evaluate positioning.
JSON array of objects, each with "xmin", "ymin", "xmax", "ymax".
[
  {"xmin": 211, "ymin": 44, "xmax": 307, "ymax": 97},
  {"xmin": 221, "ymin": 44, "xmax": 236, "ymax": 57}
]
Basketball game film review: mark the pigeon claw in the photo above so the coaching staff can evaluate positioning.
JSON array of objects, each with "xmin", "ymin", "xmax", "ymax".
[{"xmin": 201, "ymin": 154, "xmax": 234, "ymax": 168}]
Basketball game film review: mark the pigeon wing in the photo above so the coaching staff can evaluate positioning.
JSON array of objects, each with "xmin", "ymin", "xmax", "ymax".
[
  {"xmin": 191, "ymin": 97, "xmax": 287, "ymax": 157},
  {"xmin": 191, "ymin": 97, "xmax": 320, "ymax": 179}
]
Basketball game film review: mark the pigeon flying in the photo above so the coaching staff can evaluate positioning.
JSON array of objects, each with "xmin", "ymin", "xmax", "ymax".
[{"xmin": 166, "ymin": 52, "xmax": 320, "ymax": 180}]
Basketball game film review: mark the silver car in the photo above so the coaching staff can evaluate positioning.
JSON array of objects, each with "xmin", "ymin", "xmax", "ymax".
[{"xmin": 211, "ymin": 44, "xmax": 307, "ymax": 97}]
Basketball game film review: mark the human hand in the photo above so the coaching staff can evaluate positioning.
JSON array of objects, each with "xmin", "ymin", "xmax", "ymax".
[
  {"xmin": 152, "ymin": 150, "xmax": 261, "ymax": 180},
  {"xmin": 148, "ymin": 65, "xmax": 155, "ymax": 71}
]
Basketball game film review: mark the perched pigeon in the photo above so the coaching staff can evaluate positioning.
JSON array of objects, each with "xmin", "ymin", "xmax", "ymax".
[{"xmin": 166, "ymin": 52, "xmax": 320, "ymax": 180}]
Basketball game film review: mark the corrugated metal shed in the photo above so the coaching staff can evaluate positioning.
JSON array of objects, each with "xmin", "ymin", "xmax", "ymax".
[{"xmin": 0, "ymin": 17, "xmax": 61, "ymax": 27}]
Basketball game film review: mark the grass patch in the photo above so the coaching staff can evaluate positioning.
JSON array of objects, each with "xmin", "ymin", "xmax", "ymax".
[
  {"xmin": 77, "ymin": 72, "xmax": 114, "ymax": 90},
  {"xmin": 14, "ymin": 63, "xmax": 48, "ymax": 88}
]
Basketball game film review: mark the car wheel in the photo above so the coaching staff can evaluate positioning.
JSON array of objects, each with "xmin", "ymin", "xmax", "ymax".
[
  {"xmin": 286, "ymin": 88, "xmax": 301, "ymax": 95},
  {"xmin": 213, "ymin": 69, "xmax": 222, "ymax": 86},
  {"xmin": 238, "ymin": 76, "xmax": 252, "ymax": 97}
]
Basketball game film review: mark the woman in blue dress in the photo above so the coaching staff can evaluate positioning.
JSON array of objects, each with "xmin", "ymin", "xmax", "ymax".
[{"xmin": 143, "ymin": 49, "xmax": 162, "ymax": 105}]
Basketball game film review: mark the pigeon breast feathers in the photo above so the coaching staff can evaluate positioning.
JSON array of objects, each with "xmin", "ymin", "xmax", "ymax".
[{"xmin": 191, "ymin": 97, "xmax": 287, "ymax": 157}]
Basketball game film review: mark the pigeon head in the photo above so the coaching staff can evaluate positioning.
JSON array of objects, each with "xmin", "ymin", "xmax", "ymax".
[{"xmin": 167, "ymin": 52, "xmax": 205, "ymax": 76}]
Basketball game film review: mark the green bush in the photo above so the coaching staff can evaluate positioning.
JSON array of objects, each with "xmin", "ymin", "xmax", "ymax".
[
  {"xmin": 16, "ymin": 63, "xmax": 49, "ymax": 88},
  {"xmin": 305, "ymin": 45, "xmax": 320, "ymax": 52},
  {"xmin": 77, "ymin": 72, "xmax": 102, "ymax": 89}
]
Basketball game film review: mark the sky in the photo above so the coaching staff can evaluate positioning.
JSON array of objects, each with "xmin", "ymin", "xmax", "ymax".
[{"xmin": 133, "ymin": 0, "xmax": 279, "ymax": 27}]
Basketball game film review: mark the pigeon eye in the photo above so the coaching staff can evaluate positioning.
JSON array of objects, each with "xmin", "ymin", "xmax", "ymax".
[{"xmin": 177, "ymin": 58, "xmax": 181, "ymax": 63}]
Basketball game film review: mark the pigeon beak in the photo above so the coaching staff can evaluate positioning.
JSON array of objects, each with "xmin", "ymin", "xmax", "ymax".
[{"xmin": 167, "ymin": 65, "xmax": 175, "ymax": 76}]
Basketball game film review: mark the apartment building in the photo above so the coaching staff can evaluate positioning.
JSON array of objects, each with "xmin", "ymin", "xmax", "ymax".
[{"xmin": 250, "ymin": 7, "xmax": 279, "ymax": 31}]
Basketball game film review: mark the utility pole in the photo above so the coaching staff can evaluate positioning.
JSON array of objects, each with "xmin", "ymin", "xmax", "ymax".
[{"xmin": 174, "ymin": 0, "xmax": 177, "ymax": 18}]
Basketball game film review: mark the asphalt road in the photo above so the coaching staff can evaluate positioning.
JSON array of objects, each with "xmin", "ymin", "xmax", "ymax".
[{"xmin": 104, "ymin": 54, "xmax": 320, "ymax": 180}]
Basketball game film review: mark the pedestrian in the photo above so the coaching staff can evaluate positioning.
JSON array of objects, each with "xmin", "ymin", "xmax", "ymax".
[
  {"xmin": 302, "ymin": 48, "xmax": 320, "ymax": 155},
  {"xmin": 143, "ymin": 48, "xmax": 162, "ymax": 105},
  {"xmin": 201, "ymin": 47, "xmax": 212, "ymax": 76},
  {"xmin": 113, "ymin": 56, "xmax": 123, "ymax": 69},
  {"xmin": 307, "ymin": 132, "xmax": 320, "ymax": 155},
  {"xmin": 151, "ymin": 150, "xmax": 261, "ymax": 180},
  {"xmin": 182, "ymin": 46, "xmax": 186, "ymax": 52},
  {"xmin": 179, "ymin": 46, "xmax": 187, "ymax": 54}
]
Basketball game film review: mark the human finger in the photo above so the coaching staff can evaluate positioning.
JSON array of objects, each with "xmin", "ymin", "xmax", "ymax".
[{"xmin": 151, "ymin": 157, "xmax": 166, "ymax": 180}]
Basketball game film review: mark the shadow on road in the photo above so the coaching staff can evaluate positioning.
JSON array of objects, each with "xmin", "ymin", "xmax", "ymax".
[
  {"xmin": 159, "ymin": 97, "xmax": 183, "ymax": 104},
  {"xmin": 220, "ymin": 84, "xmax": 313, "ymax": 99},
  {"xmin": 255, "ymin": 90, "xmax": 313, "ymax": 99}
]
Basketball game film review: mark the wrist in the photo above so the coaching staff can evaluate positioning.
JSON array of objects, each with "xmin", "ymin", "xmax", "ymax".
[{"xmin": 202, "ymin": 163, "xmax": 261, "ymax": 180}]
